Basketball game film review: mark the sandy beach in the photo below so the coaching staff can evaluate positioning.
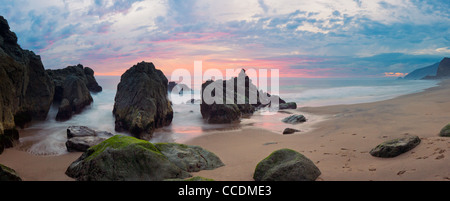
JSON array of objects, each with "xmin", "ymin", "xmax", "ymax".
[{"xmin": 1, "ymin": 80, "xmax": 450, "ymax": 181}]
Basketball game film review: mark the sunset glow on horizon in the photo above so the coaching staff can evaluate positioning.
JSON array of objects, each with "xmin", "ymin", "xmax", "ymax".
[{"xmin": 1, "ymin": 0, "xmax": 449, "ymax": 78}]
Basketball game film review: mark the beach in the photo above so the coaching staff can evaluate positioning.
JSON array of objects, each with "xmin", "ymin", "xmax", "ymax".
[{"xmin": 1, "ymin": 80, "xmax": 449, "ymax": 181}]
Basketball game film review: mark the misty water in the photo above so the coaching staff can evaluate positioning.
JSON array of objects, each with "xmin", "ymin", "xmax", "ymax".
[{"xmin": 17, "ymin": 76, "xmax": 438, "ymax": 156}]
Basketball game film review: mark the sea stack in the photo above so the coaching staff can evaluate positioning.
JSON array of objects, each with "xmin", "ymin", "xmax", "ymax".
[
  {"xmin": 46, "ymin": 64, "xmax": 102, "ymax": 121},
  {"xmin": 0, "ymin": 16, "xmax": 55, "ymax": 151},
  {"xmin": 113, "ymin": 62, "xmax": 173, "ymax": 140}
]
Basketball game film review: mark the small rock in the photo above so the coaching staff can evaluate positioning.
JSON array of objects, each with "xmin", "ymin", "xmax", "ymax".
[
  {"xmin": 369, "ymin": 135, "xmax": 421, "ymax": 158},
  {"xmin": 282, "ymin": 128, "xmax": 300, "ymax": 135},
  {"xmin": 65, "ymin": 126, "xmax": 114, "ymax": 152},
  {"xmin": 439, "ymin": 123, "xmax": 450, "ymax": 137},
  {"xmin": 279, "ymin": 102, "xmax": 297, "ymax": 110},
  {"xmin": 282, "ymin": 115, "xmax": 306, "ymax": 124},
  {"xmin": 253, "ymin": 149, "xmax": 321, "ymax": 181}
]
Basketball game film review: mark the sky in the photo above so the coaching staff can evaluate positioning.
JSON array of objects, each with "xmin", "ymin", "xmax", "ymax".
[{"xmin": 1, "ymin": 0, "xmax": 449, "ymax": 78}]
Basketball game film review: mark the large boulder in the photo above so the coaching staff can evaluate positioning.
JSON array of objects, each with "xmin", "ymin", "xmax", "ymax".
[
  {"xmin": 154, "ymin": 143, "xmax": 224, "ymax": 172},
  {"xmin": 66, "ymin": 135, "xmax": 191, "ymax": 181},
  {"xmin": 439, "ymin": 123, "xmax": 450, "ymax": 137},
  {"xmin": 0, "ymin": 16, "xmax": 54, "ymax": 151},
  {"xmin": 0, "ymin": 164, "xmax": 22, "ymax": 181},
  {"xmin": 253, "ymin": 149, "xmax": 321, "ymax": 181},
  {"xmin": 55, "ymin": 76, "xmax": 93, "ymax": 121},
  {"xmin": 369, "ymin": 135, "xmax": 421, "ymax": 158},
  {"xmin": 65, "ymin": 126, "xmax": 114, "ymax": 152},
  {"xmin": 113, "ymin": 62, "xmax": 173, "ymax": 140},
  {"xmin": 201, "ymin": 69, "xmax": 284, "ymax": 124},
  {"xmin": 46, "ymin": 64, "xmax": 102, "ymax": 97}
]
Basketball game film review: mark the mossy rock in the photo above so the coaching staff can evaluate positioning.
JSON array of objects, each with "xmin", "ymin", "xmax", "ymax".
[
  {"xmin": 0, "ymin": 164, "xmax": 22, "ymax": 181},
  {"xmin": 369, "ymin": 135, "xmax": 421, "ymax": 158},
  {"xmin": 253, "ymin": 149, "xmax": 321, "ymax": 181},
  {"xmin": 155, "ymin": 143, "xmax": 225, "ymax": 172},
  {"xmin": 439, "ymin": 123, "xmax": 450, "ymax": 137},
  {"xmin": 66, "ymin": 135, "xmax": 191, "ymax": 181}
]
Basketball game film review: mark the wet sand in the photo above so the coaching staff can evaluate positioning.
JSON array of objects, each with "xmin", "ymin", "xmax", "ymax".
[{"xmin": 1, "ymin": 80, "xmax": 450, "ymax": 181}]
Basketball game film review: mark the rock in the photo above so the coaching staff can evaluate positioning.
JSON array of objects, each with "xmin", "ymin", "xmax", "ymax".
[
  {"xmin": 165, "ymin": 176, "xmax": 215, "ymax": 181},
  {"xmin": 168, "ymin": 81, "xmax": 191, "ymax": 94},
  {"xmin": 113, "ymin": 62, "xmax": 173, "ymax": 140},
  {"xmin": 66, "ymin": 135, "xmax": 191, "ymax": 181},
  {"xmin": 282, "ymin": 115, "xmax": 307, "ymax": 124},
  {"xmin": 253, "ymin": 149, "xmax": 321, "ymax": 181},
  {"xmin": 439, "ymin": 123, "xmax": 450, "ymax": 137},
  {"xmin": 1, "ymin": 16, "xmax": 55, "ymax": 147},
  {"xmin": 283, "ymin": 128, "xmax": 300, "ymax": 135},
  {"xmin": 279, "ymin": 102, "xmax": 297, "ymax": 110},
  {"xmin": 201, "ymin": 69, "xmax": 282, "ymax": 124},
  {"xmin": 0, "ymin": 164, "xmax": 22, "ymax": 181},
  {"xmin": 65, "ymin": 126, "xmax": 114, "ymax": 152},
  {"xmin": 46, "ymin": 64, "xmax": 102, "ymax": 97},
  {"xmin": 54, "ymin": 76, "xmax": 93, "ymax": 121},
  {"xmin": 154, "ymin": 143, "xmax": 224, "ymax": 172},
  {"xmin": 369, "ymin": 135, "xmax": 421, "ymax": 158}
]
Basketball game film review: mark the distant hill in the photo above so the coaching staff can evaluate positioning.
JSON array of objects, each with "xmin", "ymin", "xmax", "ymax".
[
  {"xmin": 403, "ymin": 62, "xmax": 439, "ymax": 80},
  {"xmin": 423, "ymin": 57, "xmax": 450, "ymax": 80}
]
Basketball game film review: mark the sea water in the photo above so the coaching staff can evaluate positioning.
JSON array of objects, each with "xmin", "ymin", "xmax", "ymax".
[{"xmin": 17, "ymin": 76, "xmax": 438, "ymax": 155}]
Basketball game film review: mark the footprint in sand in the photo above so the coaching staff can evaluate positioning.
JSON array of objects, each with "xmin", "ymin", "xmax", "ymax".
[
  {"xmin": 435, "ymin": 154, "xmax": 445, "ymax": 160},
  {"xmin": 397, "ymin": 170, "xmax": 406, "ymax": 175}
]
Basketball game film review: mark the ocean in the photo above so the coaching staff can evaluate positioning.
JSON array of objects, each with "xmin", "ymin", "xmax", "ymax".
[{"xmin": 17, "ymin": 76, "xmax": 438, "ymax": 155}]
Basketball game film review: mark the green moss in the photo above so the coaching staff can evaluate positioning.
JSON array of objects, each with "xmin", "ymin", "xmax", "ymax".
[
  {"xmin": 85, "ymin": 135, "xmax": 161, "ymax": 161},
  {"xmin": 154, "ymin": 143, "xmax": 189, "ymax": 150},
  {"xmin": 439, "ymin": 123, "xmax": 450, "ymax": 137}
]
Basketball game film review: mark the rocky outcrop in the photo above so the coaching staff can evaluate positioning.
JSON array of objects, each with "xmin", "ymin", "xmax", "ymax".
[
  {"xmin": 439, "ymin": 123, "xmax": 450, "ymax": 137},
  {"xmin": 424, "ymin": 58, "xmax": 450, "ymax": 79},
  {"xmin": 369, "ymin": 135, "xmax": 421, "ymax": 158},
  {"xmin": 66, "ymin": 126, "xmax": 114, "ymax": 152},
  {"xmin": 201, "ymin": 69, "xmax": 284, "ymax": 124},
  {"xmin": 46, "ymin": 64, "xmax": 102, "ymax": 121},
  {"xmin": 154, "ymin": 143, "xmax": 224, "ymax": 172},
  {"xmin": 0, "ymin": 16, "xmax": 55, "ymax": 151},
  {"xmin": 0, "ymin": 164, "xmax": 22, "ymax": 181},
  {"xmin": 253, "ymin": 149, "xmax": 321, "ymax": 181},
  {"xmin": 282, "ymin": 115, "xmax": 307, "ymax": 124},
  {"xmin": 113, "ymin": 62, "xmax": 173, "ymax": 140},
  {"xmin": 66, "ymin": 135, "xmax": 224, "ymax": 181}
]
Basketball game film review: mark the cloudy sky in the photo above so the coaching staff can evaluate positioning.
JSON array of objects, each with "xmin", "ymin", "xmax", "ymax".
[{"xmin": 1, "ymin": 0, "xmax": 449, "ymax": 77}]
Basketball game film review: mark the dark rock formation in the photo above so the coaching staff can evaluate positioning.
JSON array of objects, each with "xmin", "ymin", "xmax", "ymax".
[
  {"xmin": 282, "ymin": 128, "xmax": 300, "ymax": 135},
  {"xmin": 113, "ymin": 62, "xmax": 173, "ymax": 140},
  {"xmin": 168, "ymin": 81, "xmax": 191, "ymax": 94},
  {"xmin": 253, "ymin": 149, "xmax": 321, "ymax": 181},
  {"xmin": 369, "ymin": 135, "xmax": 421, "ymax": 158},
  {"xmin": 439, "ymin": 123, "xmax": 450, "ymax": 137},
  {"xmin": 55, "ymin": 75, "xmax": 93, "ymax": 121},
  {"xmin": 66, "ymin": 126, "xmax": 114, "ymax": 152},
  {"xmin": 66, "ymin": 135, "xmax": 191, "ymax": 181},
  {"xmin": 0, "ymin": 16, "xmax": 54, "ymax": 151},
  {"xmin": 154, "ymin": 143, "xmax": 225, "ymax": 172},
  {"xmin": 201, "ymin": 69, "xmax": 284, "ymax": 124},
  {"xmin": 46, "ymin": 64, "xmax": 103, "ymax": 121},
  {"xmin": 423, "ymin": 58, "xmax": 450, "ymax": 79},
  {"xmin": 282, "ymin": 115, "xmax": 307, "ymax": 124},
  {"xmin": 0, "ymin": 163, "xmax": 22, "ymax": 181}
]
